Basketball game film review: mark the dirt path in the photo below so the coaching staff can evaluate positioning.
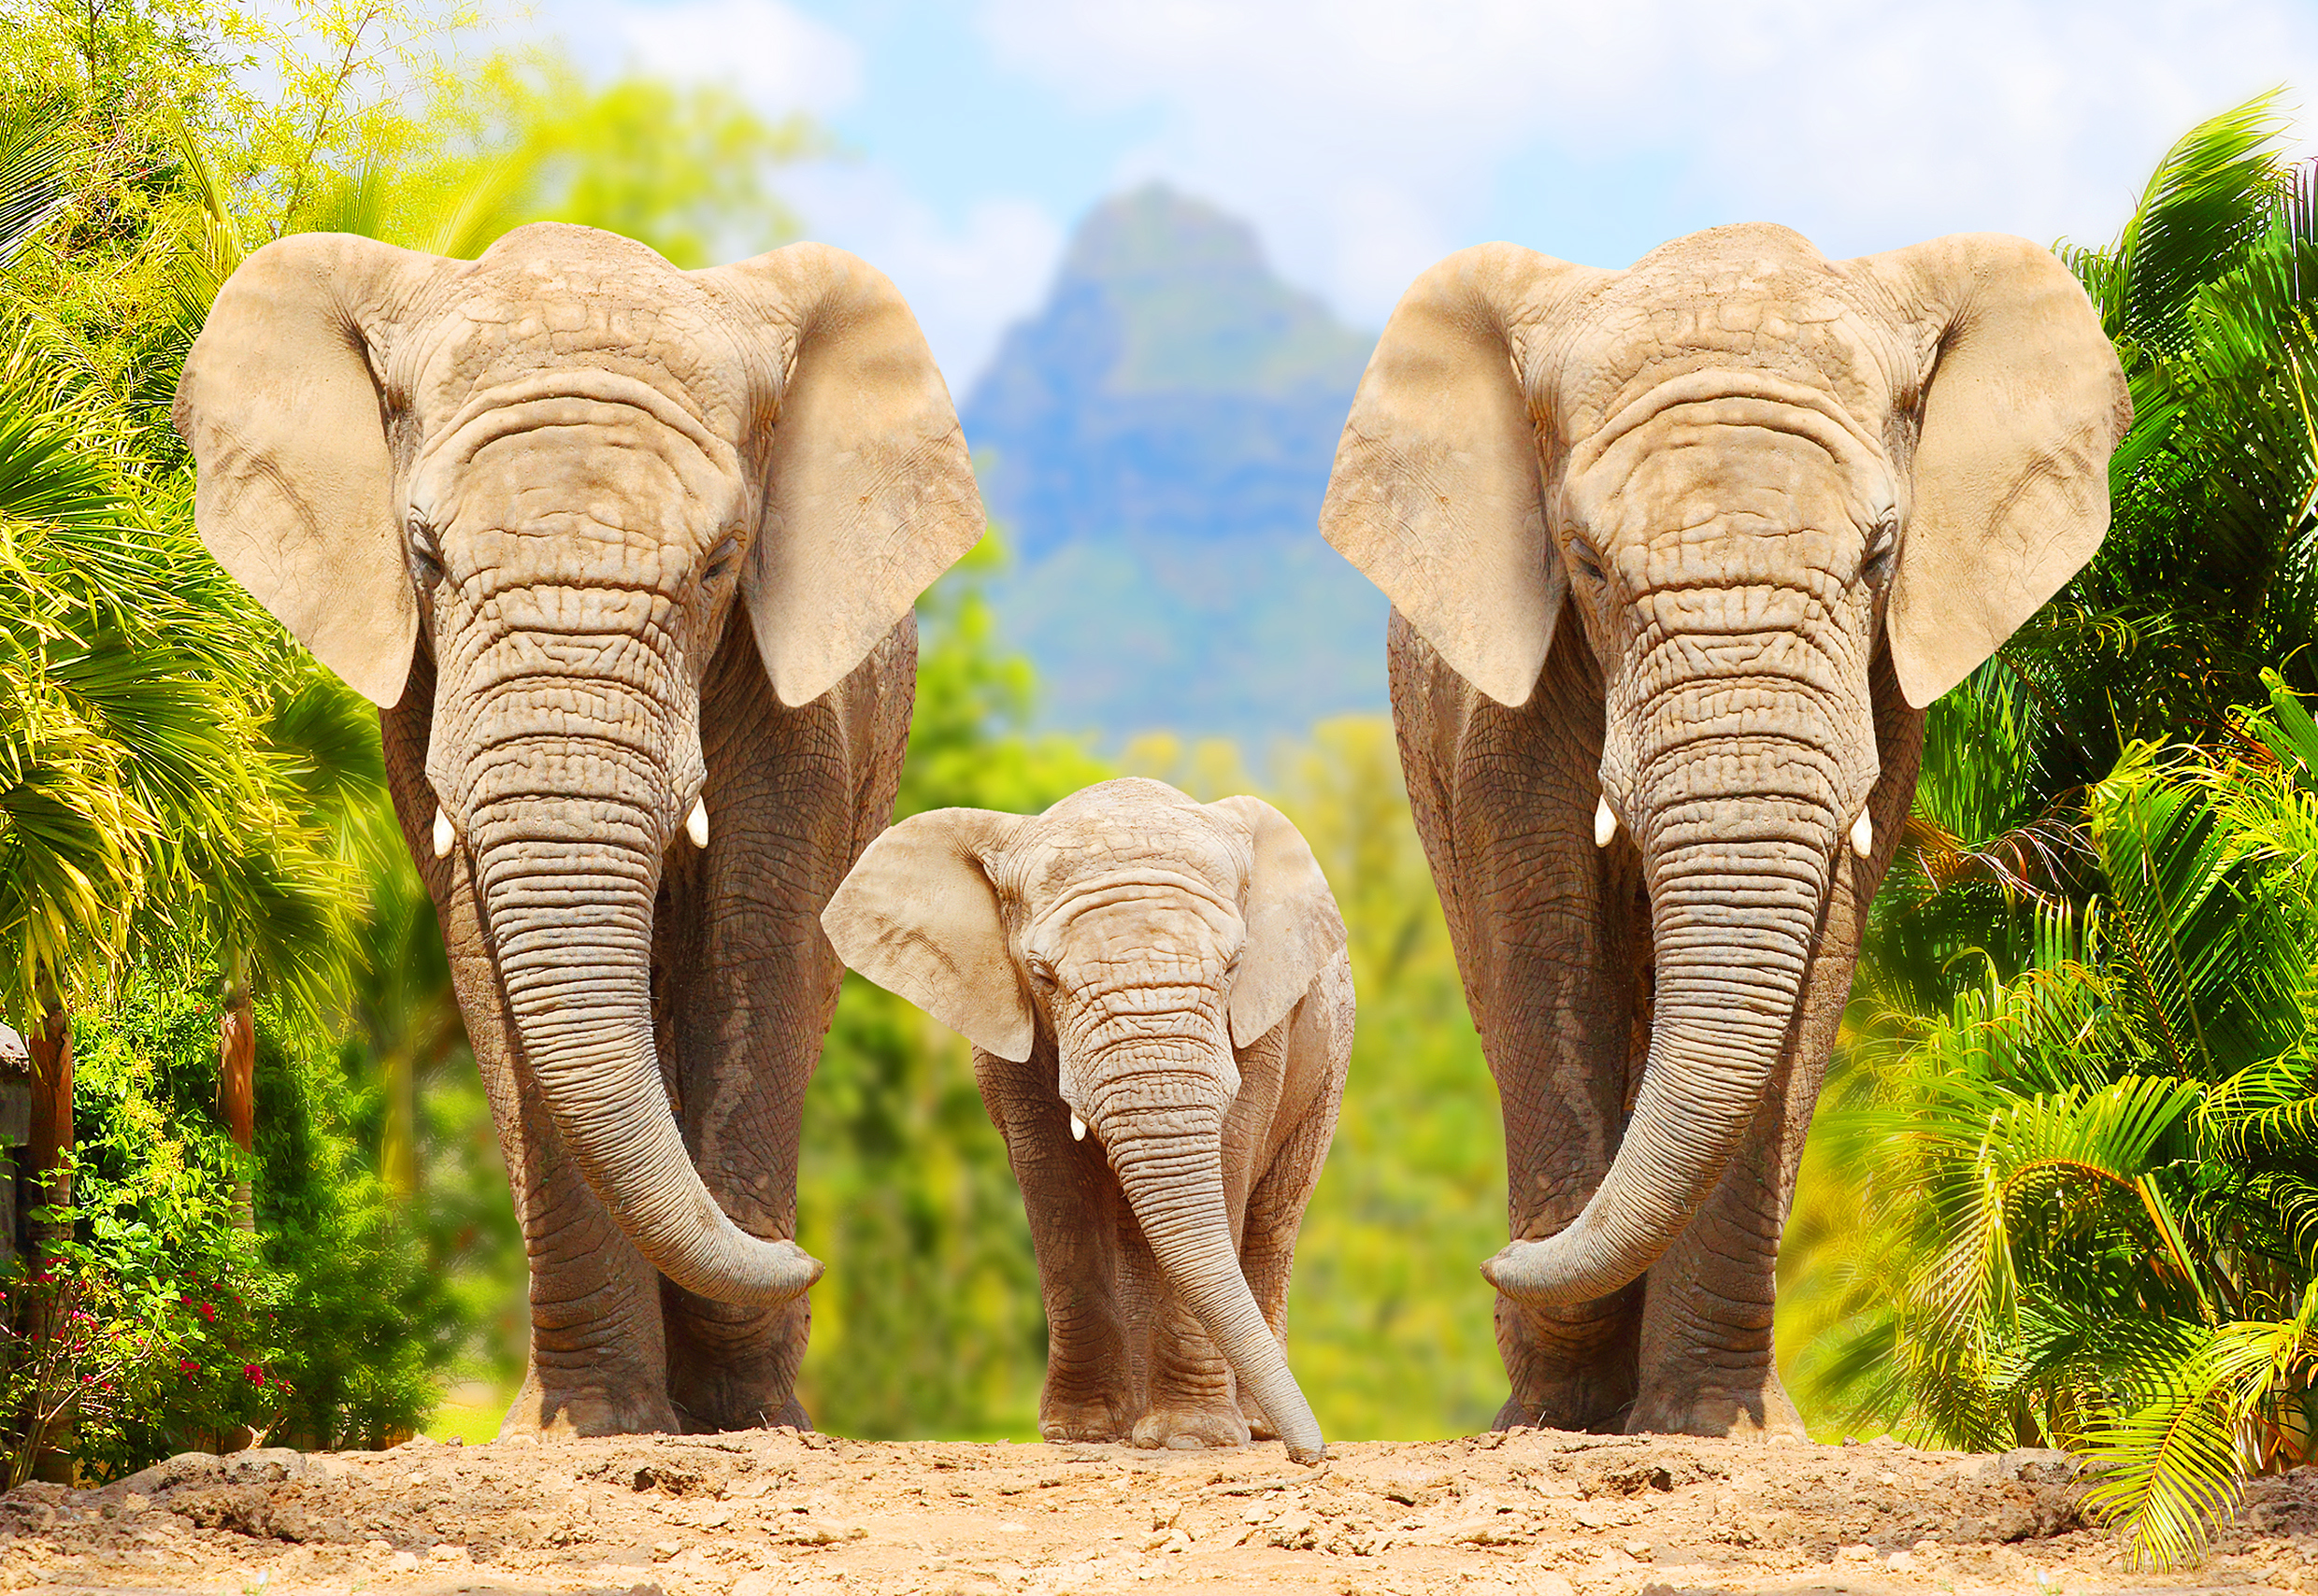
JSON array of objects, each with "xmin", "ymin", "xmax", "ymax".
[{"xmin": 6, "ymin": 1427, "xmax": 2317, "ymax": 1596}]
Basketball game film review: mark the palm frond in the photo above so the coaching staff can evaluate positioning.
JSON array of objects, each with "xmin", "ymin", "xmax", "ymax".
[
  {"xmin": 0, "ymin": 106, "xmax": 71, "ymax": 269},
  {"xmin": 2105, "ymin": 90, "xmax": 2295, "ymax": 355}
]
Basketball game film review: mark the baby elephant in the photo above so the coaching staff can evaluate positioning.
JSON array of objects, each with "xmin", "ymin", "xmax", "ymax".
[{"xmin": 823, "ymin": 777, "xmax": 1352, "ymax": 1461}]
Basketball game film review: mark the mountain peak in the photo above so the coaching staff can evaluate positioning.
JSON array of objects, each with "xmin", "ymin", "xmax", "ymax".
[
  {"xmin": 981, "ymin": 184, "xmax": 1370, "ymax": 399},
  {"xmin": 1062, "ymin": 183, "xmax": 1272, "ymax": 290},
  {"xmin": 959, "ymin": 188, "xmax": 1387, "ymax": 746}
]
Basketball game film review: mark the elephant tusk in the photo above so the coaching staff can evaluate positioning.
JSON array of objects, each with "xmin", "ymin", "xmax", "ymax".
[
  {"xmin": 432, "ymin": 806, "xmax": 454, "ymax": 860},
  {"xmin": 1070, "ymin": 1113, "xmax": 1087, "ymax": 1142},
  {"xmin": 1850, "ymin": 807, "xmax": 1873, "ymax": 860},
  {"xmin": 1595, "ymin": 793, "xmax": 1617, "ymax": 848},
  {"xmin": 686, "ymin": 796, "xmax": 709, "ymax": 849}
]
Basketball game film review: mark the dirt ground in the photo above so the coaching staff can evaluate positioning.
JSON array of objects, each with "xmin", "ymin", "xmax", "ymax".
[{"xmin": 7, "ymin": 1426, "xmax": 2318, "ymax": 1596}]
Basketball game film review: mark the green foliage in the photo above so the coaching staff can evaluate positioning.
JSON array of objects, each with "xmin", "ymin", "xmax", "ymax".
[
  {"xmin": 1789, "ymin": 677, "xmax": 2318, "ymax": 1565},
  {"xmin": 1784, "ymin": 96, "xmax": 2318, "ymax": 1567},
  {"xmin": 897, "ymin": 535, "xmax": 1115, "ymax": 821},
  {"xmin": 0, "ymin": 1147, "xmax": 283, "ymax": 1488},
  {"xmin": 66, "ymin": 962, "xmax": 456, "ymax": 1457},
  {"xmin": 1254, "ymin": 720, "xmax": 1505, "ymax": 1438},
  {"xmin": 427, "ymin": 52, "xmax": 817, "ymax": 267},
  {"xmin": 2044, "ymin": 91, "xmax": 2318, "ymax": 783}
]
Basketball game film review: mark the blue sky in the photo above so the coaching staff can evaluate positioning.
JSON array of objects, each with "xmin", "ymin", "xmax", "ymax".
[{"xmin": 547, "ymin": 0, "xmax": 2318, "ymax": 390}]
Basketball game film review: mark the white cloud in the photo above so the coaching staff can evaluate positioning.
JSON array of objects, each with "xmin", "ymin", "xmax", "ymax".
[
  {"xmin": 557, "ymin": 0, "xmax": 865, "ymax": 115},
  {"xmin": 979, "ymin": 0, "xmax": 2318, "ymax": 323},
  {"xmin": 779, "ymin": 164, "xmax": 1066, "ymax": 389}
]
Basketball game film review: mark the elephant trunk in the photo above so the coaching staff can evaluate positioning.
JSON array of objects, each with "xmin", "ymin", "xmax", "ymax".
[
  {"xmin": 1096, "ymin": 1085, "xmax": 1325, "ymax": 1464},
  {"xmin": 469, "ymin": 772, "xmax": 820, "ymax": 1308},
  {"xmin": 1487, "ymin": 671, "xmax": 1854, "ymax": 1308}
]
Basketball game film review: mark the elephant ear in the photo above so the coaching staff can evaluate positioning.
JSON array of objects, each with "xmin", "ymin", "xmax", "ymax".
[
  {"xmin": 173, "ymin": 234, "xmax": 450, "ymax": 707},
  {"xmin": 1209, "ymin": 796, "xmax": 1348, "ymax": 1050},
  {"xmin": 1321, "ymin": 244, "xmax": 1611, "ymax": 708},
  {"xmin": 702, "ymin": 244, "xmax": 986, "ymax": 708},
  {"xmin": 1850, "ymin": 234, "xmax": 2131, "ymax": 708},
  {"xmin": 821, "ymin": 807, "xmax": 1035, "ymax": 1062}
]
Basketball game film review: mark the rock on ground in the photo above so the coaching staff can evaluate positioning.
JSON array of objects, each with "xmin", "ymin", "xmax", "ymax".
[{"xmin": 4, "ymin": 1428, "xmax": 2317, "ymax": 1595}]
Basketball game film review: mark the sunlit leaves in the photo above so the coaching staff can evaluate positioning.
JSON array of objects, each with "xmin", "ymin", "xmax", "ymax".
[{"xmin": 1793, "ymin": 678, "xmax": 2318, "ymax": 1566}]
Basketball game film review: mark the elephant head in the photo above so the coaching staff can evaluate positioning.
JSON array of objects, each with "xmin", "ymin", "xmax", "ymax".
[
  {"xmin": 1322, "ymin": 225, "xmax": 2127, "ymax": 1307},
  {"xmin": 175, "ymin": 223, "xmax": 983, "ymax": 1306},
  {"xmin": 819, "ymin": 778, "xmax": 1345, "ymax": 1462}
]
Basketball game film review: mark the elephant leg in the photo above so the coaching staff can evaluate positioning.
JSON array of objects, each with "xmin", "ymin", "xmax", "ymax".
[
  {"xmin": 1133, "ymin": 1154, "xmax": 1256, "ymax": 1450},
  {"xmin": 1135, "ymin": 1291, "xmax": 1249, "ymax": 1451},
  {"xmin": 382, "ymin": 653, "xmax": 675, "ymax": 1437},
  {"xmin": 658, "ymin": 615, "xmax": 916, "ymax": 1432},
  {"xmin": 1390, "ymin": 607, "xmax": 1648, "ymax": 1432},
  {"xmin": 1232, "ymin": 962, "xmax": 1352, "ymax": 1440},
  {"xmin": 972, "ymin": 1041, "xmax": 1137, "ymax": 1441},
  {"xmin": 1628, "ymin": 657, "xmax": 1925, "ymax": 1437}
]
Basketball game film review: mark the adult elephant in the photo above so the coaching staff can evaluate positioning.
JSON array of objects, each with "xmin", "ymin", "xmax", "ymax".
[
  {"xmin": 175, "ymin": 223, "xmax": 984, "ymax": 1436},
  {"xmin": 1320, "ymin": 224, "xmax": 2127, "ymax": 1438}
]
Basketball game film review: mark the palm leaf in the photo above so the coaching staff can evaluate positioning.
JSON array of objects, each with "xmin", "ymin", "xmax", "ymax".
[
  {"xmin": 2104, "ymin": 90, "xmax": 2293, "ymax": 356},
  {"xmin": 0, "ymin": 106, "xmax": 71, "ymax": 268}
]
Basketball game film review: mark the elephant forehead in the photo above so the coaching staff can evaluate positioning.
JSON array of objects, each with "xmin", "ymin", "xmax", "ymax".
[
  {"xmin": 1553, "ymin": 248, "xmax": 1906, "ymax": 441},
  {"xmin": 1018, "ymin": 828, "xmax": 1242, "ymax": 905},
  {"xmin": 401, "ymin": 263, "xmax": 751, "ymax": 437},
  {"xmin": 1574, "ymin": 424, "xmax": 1883, "ymax": 551},
  {"xmin": 434, "ymin": 429, "xmax": 739, "ymax": 556},
  {"xmin": 1050, "ymin": 893, "xmax": 1238, "ymax": 964},
  {"xmin": 1025, "ymin": 780, "xmax": 1241, "ymax": 881}
]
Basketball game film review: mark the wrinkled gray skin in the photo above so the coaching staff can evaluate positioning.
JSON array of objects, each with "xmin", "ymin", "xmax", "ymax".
[
  {"xmin": 1323, "ymin": 224, "xmax": 2128, "ymax": 1437},
  {"xmin": 822, "ymin": 779, "xmax": 1352, "ymax": 1463},
  {"xmin": 174, "ymin": 224, "xmax": 983, "ymax": 1436}
]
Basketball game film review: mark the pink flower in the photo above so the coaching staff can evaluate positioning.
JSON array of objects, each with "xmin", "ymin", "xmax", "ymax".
[
  {"xmin": 242, "ymin": 1364, "xmax": 265, "ymax": 1387},
  {"xmin": 178, "ymin": 1360, "xmax": 198, "ymax": 1375},
  {"xmin": 198, "ymin": 1303, "xmax": 216, "ymax": 1322}
]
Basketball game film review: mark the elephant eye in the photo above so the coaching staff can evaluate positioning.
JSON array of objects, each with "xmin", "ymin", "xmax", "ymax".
[
  {"xmin": 408, "ymin": 519, "xmax": 444, "ymax": 582},
  {"xmin": 1025, "ymin": 956, "xmax": 1057, "ymax": 988},
  {"xmin": 1861, "ymin": 522, "xmax": 1897, "ymax": 585},
  {"xmin": 1566, "ymin": 537, "xmax": 1606, "ymax": 585},
  {"xmin": 701, "ymin": 536, "xmax": 742, "ymax": 585}
]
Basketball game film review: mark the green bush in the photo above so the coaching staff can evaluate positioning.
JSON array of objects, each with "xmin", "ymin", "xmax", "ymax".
[
  {"xmin": 17, "ymin": 961, "xmax": 457, "ymax": 1470},
  {"xmin": 0, "ymin": 1146, "xmax": 283, "ymax": 1487}
]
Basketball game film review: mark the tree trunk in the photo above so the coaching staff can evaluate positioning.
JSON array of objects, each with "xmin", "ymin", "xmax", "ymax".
[
  {"xmin": 218, "ymin": 983, "xmax": 255, "ymax": 1232},
  {"xmin": 23, "ymin": 989, "xmax": 73, "ymax": 1484}
]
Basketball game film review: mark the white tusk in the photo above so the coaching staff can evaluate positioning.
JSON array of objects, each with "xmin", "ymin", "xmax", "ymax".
[
  {"xmin": 431, "ymin": 806, "xmax": 454, "ymax": 860},
  {"xmin": 1850, "ymin": 807, "xmax": 1873, "ymax": 860},
  {"xmin": 686, "ymin": 796, "xmax": 709, "ymax": 849},
  {"xmin": 1069, "ymin": 1113, "xmax": 1087, "ymax": 1142},
  {"xmin": 1595, "ymin": 793, "xmax": 1617, "ymax": 848}
]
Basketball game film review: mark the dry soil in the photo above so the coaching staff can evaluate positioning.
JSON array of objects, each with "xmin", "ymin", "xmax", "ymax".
[{"xmin": 7, "ymin": 1426, "xmax": 2318, "ymax": 1596}]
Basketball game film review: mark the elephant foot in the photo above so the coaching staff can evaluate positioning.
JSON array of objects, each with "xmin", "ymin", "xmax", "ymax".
[
  {"xmin": 670, "ymin": 1392, "xmax": 812, "ymax": 1433},
  {"xmin": 1133, "ymin": 1404, "xmax": 1252, "ymax": 1451},
  {"xmin": 1038, "ymin": 1389, "xmax": 1131, "ymax": 1444},
  {"xmin": 501, "ymin": 1364, "xmax": 680, "ymax": 1439},
  {"xmin": 1497, "ymin": 1289, "xmax": 1642, "ymax": 1433},
  {"xmin": 1624, "ymin": 1372, "xmax": 1808, "ymax": 1441}
]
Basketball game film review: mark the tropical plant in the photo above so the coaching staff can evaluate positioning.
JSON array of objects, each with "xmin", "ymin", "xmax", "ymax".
[
  {"xmin": 1785, "ymin": 101, "xmax": 2318, "ymax": 1536},
  {"xmin": 1787, "ymin": 673, "xmax": 2318, "ymax": 1564}
]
